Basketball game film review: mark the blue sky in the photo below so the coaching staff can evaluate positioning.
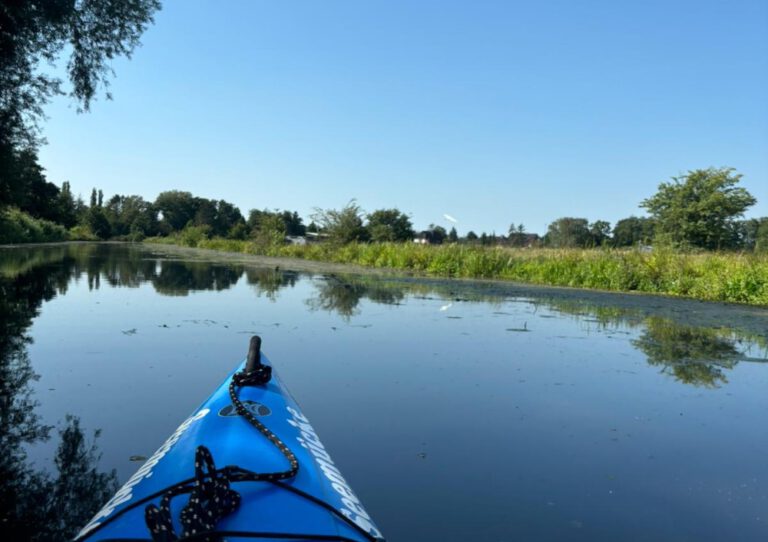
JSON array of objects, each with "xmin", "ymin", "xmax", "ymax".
[{"xmin": 38, "ymin": 0, "xmax": 768, "ymax": 235}]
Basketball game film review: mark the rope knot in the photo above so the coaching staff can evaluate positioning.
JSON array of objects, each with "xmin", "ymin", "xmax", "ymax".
[
  {"xmin": 233, "ymin": 364, "xmax": 272, "ymax": 387},
  {"xmin": 145, "ymin": 446, "xmax": 240, "ymax": 542}
]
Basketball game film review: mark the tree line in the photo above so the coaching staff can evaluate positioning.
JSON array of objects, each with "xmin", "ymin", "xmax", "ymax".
[
  {"xmin": 2, "ymin": 2, "xmax": 766, "ymax": 252},
  {"xmin": 2, "ymin": 159, "xmax": 768, "ymax": 252}
]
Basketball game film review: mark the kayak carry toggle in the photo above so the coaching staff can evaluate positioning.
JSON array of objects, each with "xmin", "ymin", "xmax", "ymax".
[{"xmin": 236, "ymin": 335, "xmax": 272, "ymax": 386}]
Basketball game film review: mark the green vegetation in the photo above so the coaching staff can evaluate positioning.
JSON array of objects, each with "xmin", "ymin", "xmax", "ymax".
[
  {"xmin": 145, "ymin": 236, "xmax": 768, "ymax": 306},
  {"xmin": 0, "ymin": 207, "xmax": 68, "ymax": 244},
  {"xmin": 311, "ymin": 200, "xmax": 371, "ymax": 243},
  {"xmin": 641, "ymin": 167, "xmax": 756, "ymax": 249},
  {"xmin": 1, "ymin": 0, "xmax": 161, "ymax": 248}
]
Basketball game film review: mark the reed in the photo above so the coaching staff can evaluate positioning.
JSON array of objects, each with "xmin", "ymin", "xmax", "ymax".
[{"xmin": 143, "ymin": 236, "xmax": 768, "ymax": 306}]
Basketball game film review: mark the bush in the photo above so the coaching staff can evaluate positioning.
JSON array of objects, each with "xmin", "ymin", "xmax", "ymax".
[
  {"xmin": 68, "ymin": 224, "xmax": 99, "ymax": 241},
  {"xmin": 178, "ymin": 224, "xmax": 212, "ymax": 247},
  {"xmin": 0, "ymin": 207, "xmax": 69, "ymax": 243}
]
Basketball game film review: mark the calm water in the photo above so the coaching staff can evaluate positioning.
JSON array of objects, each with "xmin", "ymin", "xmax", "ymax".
[{"xmin": 2, "ymin": 243, "xmax": 767, "ymax": 541}]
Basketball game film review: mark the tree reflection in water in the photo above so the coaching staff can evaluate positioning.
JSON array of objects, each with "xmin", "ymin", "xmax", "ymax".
[
  {"xmin": 306, "ymin": 274, "xmax": 406, "ymax": 320},
  {"xmin": 540, "ymin": 298, "xmax": 766, "ymax": 387},
  {"xmin": 246, "ymin": 267, "xmax": 299, "ymax": 301},
  {"xmin": 153, "ymin": 260, "xmax": 244, "ymax": 296},
  {"xmin": 0, "ymin": 258, "xmax": 117, "ymax": 540},
  {"xmin": 633, "ymin": 317, "xmax": 741, "ymax": 387}
]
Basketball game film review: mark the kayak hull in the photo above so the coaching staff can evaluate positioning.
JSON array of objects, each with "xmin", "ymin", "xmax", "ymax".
[{"xmin": 76, "ymin": 355, "xmax": 384, "ymax": 541}]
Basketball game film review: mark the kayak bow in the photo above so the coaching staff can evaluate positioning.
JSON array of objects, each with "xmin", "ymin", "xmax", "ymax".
[{"xmin": 75, "ymin": 336, "xmax": 384, "ymax": 542}]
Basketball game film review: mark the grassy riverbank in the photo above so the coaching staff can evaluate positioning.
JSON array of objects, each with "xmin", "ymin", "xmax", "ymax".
[
  {"xmin": 0, "ymin": 207, "xmax": 69, "ymax": 244},
  {"xmin": 144, "ymin": 236, "xmax": 768, "ymax": 305}
]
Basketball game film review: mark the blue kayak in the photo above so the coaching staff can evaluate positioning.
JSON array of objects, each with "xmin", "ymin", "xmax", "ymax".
[{"xmin": 75, "ymin": 337, "xmax": 385, "ymax": 541}]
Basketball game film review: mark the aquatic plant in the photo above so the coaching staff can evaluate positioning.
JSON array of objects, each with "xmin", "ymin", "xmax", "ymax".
[{"xmin": 142, "ymin": 237, "xmax": 768, "ymax": 306}]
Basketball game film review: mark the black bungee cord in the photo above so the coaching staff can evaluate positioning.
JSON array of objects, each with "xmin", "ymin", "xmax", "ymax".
[{"xmin": 143, "ymin": 336, "xmax": 299, "ymax": 541}]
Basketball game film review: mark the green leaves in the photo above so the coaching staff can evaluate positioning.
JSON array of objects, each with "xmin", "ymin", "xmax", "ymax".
[{"xmin": 641, "ymin": 167, "xmax": 756, "ymax": 249}]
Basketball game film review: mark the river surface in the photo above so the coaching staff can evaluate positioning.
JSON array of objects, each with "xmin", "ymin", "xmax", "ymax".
[{"xmin": 1, "ymin": 243, "xmax": 767, "ymax": 541}]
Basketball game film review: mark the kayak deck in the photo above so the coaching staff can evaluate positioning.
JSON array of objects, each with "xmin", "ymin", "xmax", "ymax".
[{"xmin": 76, "ymin": 338, "xmax": 384, "ymax": 541}]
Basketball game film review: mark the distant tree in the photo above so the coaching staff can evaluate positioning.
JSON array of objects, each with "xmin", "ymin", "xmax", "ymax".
[
  {"xmin": 508, "ymin": 223, "xmax": 526, "ymax": 247},
  {"xmin": 366, "ymin": 208, "xmax": 414, "ymax": 242},
  {"xmin": 280, "ymin": 210, "xmax": 306, "ymax": 236},
  {"xmin": 447, "ymin": 227, "xmax": 458, "ymax": 243},
  {"xmin": 57, "ymin": 181, "xmax": 77, "ymax": 228},
  {"xmin": 74, "ymin": 195, "xmax": 88, "ymax": 223},
  {"xmin": 155, "ymin": 191, "xmax": 197, "ymax": 233},
  {"xmin": 190, "ymin": 197, "xmax": 245, "ymax": 237},
  {"xmin": 247, "ymin": 209, "xmax": 268, "ymax": 232},
  {"xmin": 427, "ymin": 224, "xmax": 447, "ymax": 245},
  {"xmin": 466, "ymin": 231, "xmax": 478, "ymax": 242},
  {"xmin": 741, "ymin": 217, "xmax": 768, "ymax": 252},
  {"xmin": 214, "ymin": 200, "xmax": 245, "ymax": 237},
  {"xmin": 640, "ymin": 167, "xmax": 756, "ymax": 249},
  {"xmin": 248, "ymin": 209, "xmax": 301, "ymax": 237},
  {"xmin": 97, "ymin": 189, "xmax": 103, "ymax": 208},
  {"xmin": 227, "ymin": 222, "xmax": 249, "ymax": 240},
  {"xmin": 306, "ymin": 221, "xmax": 319, "ymax": 234},
  {"xmin": 251, "ymin": 213, "xmax": 286, "ymax": 246},
  {"xmin": 612, "ymin": 216, "xmax": 655, "ymax": 247},
  {"xmin": 757, "ymin": 220, "xmax": 768, "ymax": 253},
  {"xmin": 3, "ymin": 149, "xmax": 61, "ymax": 221},
  {"xmin": 544, "ymin": 217, "xmax": 591, "ymax": 248},
  {"xmin": 311, "ymin": 200, "xmax": 370, "ymax": 244},
  {"xmin": 193, "ymin": 198, "xmax": 217, "ymax": 229},
  {"xmin": 86, "ymin": 208, "xmax": 111, "ymax": 239},
  {"xmin": 588, "ymin": 220, "xmax": 611, "ymax": 247},
  {"xmin": 89, "ymin": 188, "xmax": 97, "ymax": 209},
  {"xmin": 103, "ymin": 194, "xmax": 157, "ymax": 237}
]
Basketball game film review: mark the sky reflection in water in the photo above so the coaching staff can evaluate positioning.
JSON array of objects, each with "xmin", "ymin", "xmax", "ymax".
[{"xmin": 1, "ymin": 244, "xmax": 767, "ymax": 541}]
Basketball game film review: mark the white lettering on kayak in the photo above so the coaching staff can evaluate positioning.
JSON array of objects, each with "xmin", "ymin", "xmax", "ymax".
[
  {"xmin": 286, "ymin": 406, "xmax": 383, "ymax": 540},
  {"xmin": 76, "ymin": 408, "xmax": 210, "ymax": 539}
]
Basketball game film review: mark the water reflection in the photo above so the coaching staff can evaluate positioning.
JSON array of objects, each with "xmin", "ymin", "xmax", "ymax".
[
  {"xmin": 0, "ymin": 258, "xmax": 118, "ymax": 540},
  {"xmin": 306, "ymin": 275, "xmax": 406, "ymax": 319},
  {"xmin": 2, "ymin": 244, "xmax": 765, "ymax": 391},
  {"xmin": 634, "ymin": 318, "xmax": 741, "ymax": 387},
  {"xmin": 153, "ymin": 260, "xmax": 243, "ymax": 296},
  {"xmin": 246, "ymin": 267, "xmax": 299, "ymax": 301},
  {"xmin": 537, "ymin": 297, "xmax": 767, "ymax": 387}
]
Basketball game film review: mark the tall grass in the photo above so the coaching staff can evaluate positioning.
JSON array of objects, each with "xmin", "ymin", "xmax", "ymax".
[{"xmin": 143, "ymin": 236, "xmax": 768, "ymax": 306}]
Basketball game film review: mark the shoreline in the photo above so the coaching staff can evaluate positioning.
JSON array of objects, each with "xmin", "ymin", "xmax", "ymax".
[
  {"xmin": 4, "ymin": 240, "xmax": 768, "ymax": 314},
  {"xmin": 3, "ymin": 241, "xmax": 767, "ymax": 336},
  {"xmin": 140, "ymin": 243, "xmax": 768, "ymax": 326}
]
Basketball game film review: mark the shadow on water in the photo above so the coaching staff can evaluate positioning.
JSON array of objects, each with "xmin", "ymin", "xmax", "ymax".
[
  {"xmin": 1, "ymin": 243, "xmax": 767, "ymax": 538},
  {"xmin": 0, "ymin": 254, "xmax": 118, "ymax": 540}
]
